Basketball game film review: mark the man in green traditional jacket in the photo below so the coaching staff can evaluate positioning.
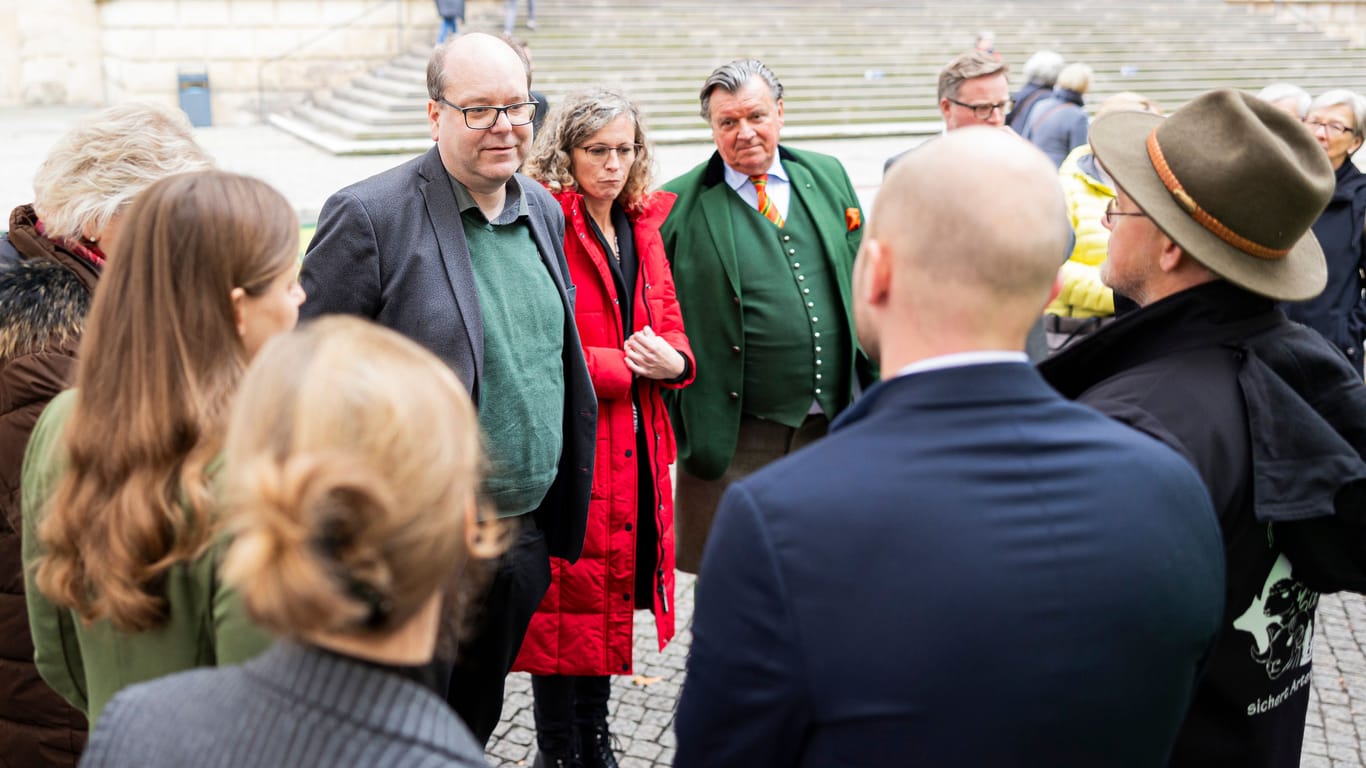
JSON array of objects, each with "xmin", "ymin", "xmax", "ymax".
[{"xmin": 661, "ymin": 59, "xmax": 870, "ymax": 573}]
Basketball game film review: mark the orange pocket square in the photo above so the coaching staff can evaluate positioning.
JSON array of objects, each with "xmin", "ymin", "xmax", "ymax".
[{"xmin": 845, "ymin": 208, "xmax": 862, "ymax": 231}]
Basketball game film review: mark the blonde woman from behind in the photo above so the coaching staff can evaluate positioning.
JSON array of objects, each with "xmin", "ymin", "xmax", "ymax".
[{"xmin": 79, "ymin": 316, "xmax": 504, "ymax": 768}]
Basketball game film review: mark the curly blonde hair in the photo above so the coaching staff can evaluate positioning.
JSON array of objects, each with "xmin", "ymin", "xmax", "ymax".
[{"xmin": 524, "ymin": 88, "xmax": 654, "ymax": 212}]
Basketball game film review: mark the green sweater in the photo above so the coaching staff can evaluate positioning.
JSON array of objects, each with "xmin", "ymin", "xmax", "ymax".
[{"xmin": 21, "ymin": 390, "xmax": 270, "ymax": 724}]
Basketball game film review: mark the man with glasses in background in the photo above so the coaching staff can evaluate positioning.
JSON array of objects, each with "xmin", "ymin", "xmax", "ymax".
[
  {"xmin": 660, "ymin": 59, "xmax": 871, "ymax": 575},
  {"xmin": 885, "ymin": 50, "xmax": 1012, "ymax": 172},
  {"xmin": 298, "ymin": 32, "xmax": 595, "ymax": 746}
]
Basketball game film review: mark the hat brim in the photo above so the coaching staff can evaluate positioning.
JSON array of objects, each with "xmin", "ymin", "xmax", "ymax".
[{"xmin": 1090, "ymin": 112, "xmax": 1327, "ymax": 302}]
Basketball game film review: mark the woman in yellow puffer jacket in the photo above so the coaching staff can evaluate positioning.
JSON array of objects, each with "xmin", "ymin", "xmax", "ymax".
[{"xmin": 1045, "ymin": 93, "xmax": 1162, "ymax": 352}]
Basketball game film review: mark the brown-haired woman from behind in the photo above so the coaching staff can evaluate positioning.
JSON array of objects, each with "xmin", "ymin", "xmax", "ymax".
[
  {"xmin": 21, "ymin": 170, "xmax": 305, "ymax": 725},
  {"xmin": 78, "ymin": 316, "xmax": 503, "ymax": 768}
]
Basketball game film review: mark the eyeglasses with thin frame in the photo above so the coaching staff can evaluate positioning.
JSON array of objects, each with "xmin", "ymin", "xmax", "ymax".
[
  {"xmin": 1104, "ymin": 198, "xmax": 1149, "ymax": 227},
  {"xmin": 946, "ymin": 97, "xmax": 1012, "ymax": 120},
  {"xmin": 1303, "ymin": 119, "xmax": 1355, "ymax": 137},
  {"xmin": 437, "ymin": 97, "xmax": 537, "ymax": 129},
  {"xmin": 576, "ymin": 144, "xmax": 642, "ymax": 165}
]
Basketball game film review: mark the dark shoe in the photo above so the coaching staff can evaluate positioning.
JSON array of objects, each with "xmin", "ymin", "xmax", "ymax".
[
  {"xmin": 578, "ymin": 722, "xmax": 620, "ymax": 768},
  {"xmin": 532, "ymin": 747, "xmax": 583, "ymax": 768}
]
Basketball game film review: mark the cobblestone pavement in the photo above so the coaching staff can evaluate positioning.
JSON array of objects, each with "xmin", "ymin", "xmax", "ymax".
[
  {"xmin": 1302, "ymin": 592, "xmax": 1366, "ymax": 767},
  {"xmin": 488, "ymin": 583, "xmax": 1366, "ymax": 767},
  {"xmin": 487, "ymin": 573, "xmax": 695, "ymax": 767}
]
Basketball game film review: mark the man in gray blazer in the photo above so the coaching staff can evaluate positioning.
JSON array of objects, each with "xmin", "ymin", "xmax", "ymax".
[{"xmin": 298, "ymin": 32, "xmax": 595, "ymax": 746}]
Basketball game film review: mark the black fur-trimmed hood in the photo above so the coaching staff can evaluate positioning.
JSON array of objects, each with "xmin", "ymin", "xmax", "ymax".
[{"xmin": 0, "ymin": 255, "xmax": 90, "ymax": 362}]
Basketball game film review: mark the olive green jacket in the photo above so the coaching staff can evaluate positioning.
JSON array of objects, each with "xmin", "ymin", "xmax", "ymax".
[
  {"xmin": 21, "ymin": 390, "xmax": 269, "ymax": 725},
  {"xmin": 660, "ymin": 146, "xmax": 871, "ymax": 480}
]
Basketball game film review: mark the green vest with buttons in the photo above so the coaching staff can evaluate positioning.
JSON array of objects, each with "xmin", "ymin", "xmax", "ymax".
[{"xmin": 732, "ymin": 192, "xmax": 852, "ymax": 426}]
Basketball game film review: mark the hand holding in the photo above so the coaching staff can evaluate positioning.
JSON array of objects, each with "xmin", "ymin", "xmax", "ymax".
[{"xmin": 624, "ymin": 326, "xmax": 685, "ymax": 381}]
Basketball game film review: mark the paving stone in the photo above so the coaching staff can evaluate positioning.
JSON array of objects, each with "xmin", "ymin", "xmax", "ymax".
[{"xmin": 481, "ymin": 566, "xmax": 1366, "ymax": 766}]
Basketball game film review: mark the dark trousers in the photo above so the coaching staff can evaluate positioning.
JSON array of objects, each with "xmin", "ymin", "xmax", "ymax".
[
  {"xmin": 531, "ymin": 674, "xmax": 612, "ymax": 752},
  {"xmin": 444, "ymin": 520, "xmax": 551, "ymax": 746}
]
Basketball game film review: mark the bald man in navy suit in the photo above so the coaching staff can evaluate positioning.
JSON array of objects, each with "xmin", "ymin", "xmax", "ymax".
[{"xmin": 675, "ymin": 129, "xmax": 1226, "ymax": 768}]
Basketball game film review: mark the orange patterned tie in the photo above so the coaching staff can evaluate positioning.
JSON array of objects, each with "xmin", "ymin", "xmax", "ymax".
[{"xmin": 750, "ymin": 174, "xmax": 784, "ymax": 228}]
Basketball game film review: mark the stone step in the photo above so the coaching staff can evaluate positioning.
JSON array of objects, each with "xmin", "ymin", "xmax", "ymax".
[{"xmin": 271, "ymin": 0, "xmax": 1366, "ymax": 154}]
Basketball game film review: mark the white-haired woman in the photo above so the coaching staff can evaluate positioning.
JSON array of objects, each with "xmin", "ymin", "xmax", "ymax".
[
  {"xmin": 0, "ymin": 102, "xmax": 212, "ymax": 766},
  {"xmin": 1285, "ymin": 89, "xmax": 1366, "ymax": 372}
]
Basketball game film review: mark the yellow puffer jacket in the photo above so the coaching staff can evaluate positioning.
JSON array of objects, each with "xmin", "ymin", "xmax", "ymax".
[{"xmin": 1047, "ymin": 144, "xmax": 1115, "ymax": 318}]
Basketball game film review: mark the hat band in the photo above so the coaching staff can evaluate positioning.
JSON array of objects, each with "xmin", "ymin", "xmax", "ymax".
[{"xmin": 1145, "ymin": 130, "xmax": 1290, "ymax": 260}]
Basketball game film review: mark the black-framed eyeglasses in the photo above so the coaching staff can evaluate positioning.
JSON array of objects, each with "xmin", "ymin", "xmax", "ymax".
[
  {"xmin": 437, "ymin": 97, "xmax": 537, "ymax": 129},
  {"xmin": 1303, "ymin": 119, "xmax": 1355, "ymax": 137},
  {"xmin": 1104, "ymin": 198, "xmax": 1149, "ymax": 227},
  {"xmin": 576, "ymin": 144, "xmax": 642, "ymax": 165},
  {"xmin": 946, "ymin": 97, "xmax": 1012, "ymax": 120}
]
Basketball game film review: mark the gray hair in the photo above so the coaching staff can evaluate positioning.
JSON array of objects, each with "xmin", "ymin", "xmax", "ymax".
[
  {"xmin": 1022, "ymin": 51, "xmax": 1065, "ymax": 87},
  {"xmin": 699, "ymin": 59, "xmax": 783, "ymax": 121},
  {"xmin": 1055, "ymin": 63, "xmax": 1093, "ymax": 94},
  {"xmin": 1257, "ymin": 83, "xmax": 1312, "ymax": 118},
  {"xmin": 1310, "ymin": 89, "xmax": 1366, "ymax": 133},
  {"xmin": 32, "ymin": 102, "xmax": 214, "ymax": 242},
  {"xmin": 426, "ymin": 34, "xmax": 531, "ymax": 102}
]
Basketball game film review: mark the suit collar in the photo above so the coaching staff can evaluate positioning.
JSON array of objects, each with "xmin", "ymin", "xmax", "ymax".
[{"xmin": 833, "ymin": 362, "xmax": 1052, "ymax": 431}]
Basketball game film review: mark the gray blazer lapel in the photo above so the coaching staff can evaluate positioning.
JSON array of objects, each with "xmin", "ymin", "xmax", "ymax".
[{"xmin": 418, "ymin": 149, "xmax": 484, "ymax": 388}]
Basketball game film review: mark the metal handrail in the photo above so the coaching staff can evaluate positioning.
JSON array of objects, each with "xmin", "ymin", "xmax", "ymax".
[{"xmin": 256, "ymin": 0, "xmax": 405, "ymax": 120}]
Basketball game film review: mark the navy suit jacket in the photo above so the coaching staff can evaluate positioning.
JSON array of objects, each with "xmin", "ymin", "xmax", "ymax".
[
  {"xmin": 675, "ymin": 362, "xmax": 1225, "ymax": 768},
  {"xmin": 299, "ymin": 146, "xmax": 595, "ymax": 562}
]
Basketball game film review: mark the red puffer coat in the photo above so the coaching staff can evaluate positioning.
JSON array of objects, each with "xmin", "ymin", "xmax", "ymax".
[{"xmin": 514, "ymin": 189, "xmax": 694, "ymax": 676}]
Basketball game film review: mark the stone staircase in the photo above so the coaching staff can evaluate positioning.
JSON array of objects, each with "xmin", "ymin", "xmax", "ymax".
[{"xmin": 270, "ymin": 0, "xmax": 1366, "ymax": 155}]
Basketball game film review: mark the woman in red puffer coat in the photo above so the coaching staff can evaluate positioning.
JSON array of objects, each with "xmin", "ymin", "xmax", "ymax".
[{"xmin": 515, "ymin": 88, "xmax": 694, "ymax": 768}]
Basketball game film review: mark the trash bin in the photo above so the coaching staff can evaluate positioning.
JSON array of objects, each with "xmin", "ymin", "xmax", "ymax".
[{"xmin": 177, "ymin": 69, "xmax": 212, "ymax": 128}]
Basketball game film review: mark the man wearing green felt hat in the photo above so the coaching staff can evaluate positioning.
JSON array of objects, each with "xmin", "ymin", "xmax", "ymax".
[{"xmin": 1042, "ymin": 89, "xmax": 1366, "ymax": 768}]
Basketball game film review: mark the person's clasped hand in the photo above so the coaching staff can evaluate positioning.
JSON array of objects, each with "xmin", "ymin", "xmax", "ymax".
[{"xmin": 624, "ymin": 325, "xmax": 685, "ymax": 380}]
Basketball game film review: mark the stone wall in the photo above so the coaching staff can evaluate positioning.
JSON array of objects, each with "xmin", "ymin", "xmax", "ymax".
[
  {"xmin": 0, "ymin": 0, "xmax": 445, "ymax": 124},
  {"xmin": 0, "ymin": 0, "xmax": 105, "ymax": 106},
  {"xmin": 1229, "ymin": 0, "xmax": 1366, "ymax": 45}
]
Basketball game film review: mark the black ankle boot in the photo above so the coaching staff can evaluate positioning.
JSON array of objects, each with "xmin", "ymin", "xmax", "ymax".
[
  {"xmin": 578, "ymin": 721, "xmax": 620, "ymax": 768},
  {"xmin": 532, "ymin": 746, "xmax": 584, "ymax": 768}
]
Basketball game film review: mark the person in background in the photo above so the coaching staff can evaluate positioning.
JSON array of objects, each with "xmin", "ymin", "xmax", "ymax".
[
  {"xmin": 884, "ymin": 50, "xmax": 1010, "ymax": 173},
  {"xmin": 1007, "ymin": 49, "xmax": 1065, "ymax": 130},
  {"xmin": 435, "ymin": 0, "xmax": 464, "ymax": 43},
  {"xmin": 1283, "ymin": 89, "xmax": 1366, "ymax": 373},
  {"xmin": 660, "ymin": 59, "xmax": 870, "ymax": 574},
  {"xmin": 505, "ymin": 0, "xmax": 536, "ymax": 33},
  {"xmin": 1256, "ymin": 83, "xmax": 1312, "ymax": 119},
  {"xmin": 1021, "ymin": 62, "xmax": 1093, "ymax": 166},
  {"xmin": 22, "ymin": 171, "xmax": 302, "ymax": 725},
  {"xmin": 0, "ymin": 103, "xmax": 212, "ymax": 766},
  {"xmin": 676, "ymin": 127, "xmax": 1224, "ymax": 768},
  {"xmin": 78, "ymin": 316, "xmax": 501, "ymax": 768},
  {"xmin": 516, "ymin": 88, "xmax": 695, "ymax": 768},
  {"xmin": 1045, "ymin": 92, "xmax": 1163, "ymax": 352}
]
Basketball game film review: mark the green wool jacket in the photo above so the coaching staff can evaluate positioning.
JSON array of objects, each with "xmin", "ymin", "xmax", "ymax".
[
  {"xmin": 21, "ymin": 390, "xmax": 270, "ymax": 725},
  {"xmin": 660, "ymin": 146, "xmax": 870, "ymax": 480}
]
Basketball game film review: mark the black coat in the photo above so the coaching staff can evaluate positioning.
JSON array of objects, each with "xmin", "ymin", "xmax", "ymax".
[
  {"xmin": 1283, "ymin": 160, "xmax": 1366, "ymax": 366},
  {"xmin": 1041, "ymin": 280, "xmax": 1366, "ymax": 768}
]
